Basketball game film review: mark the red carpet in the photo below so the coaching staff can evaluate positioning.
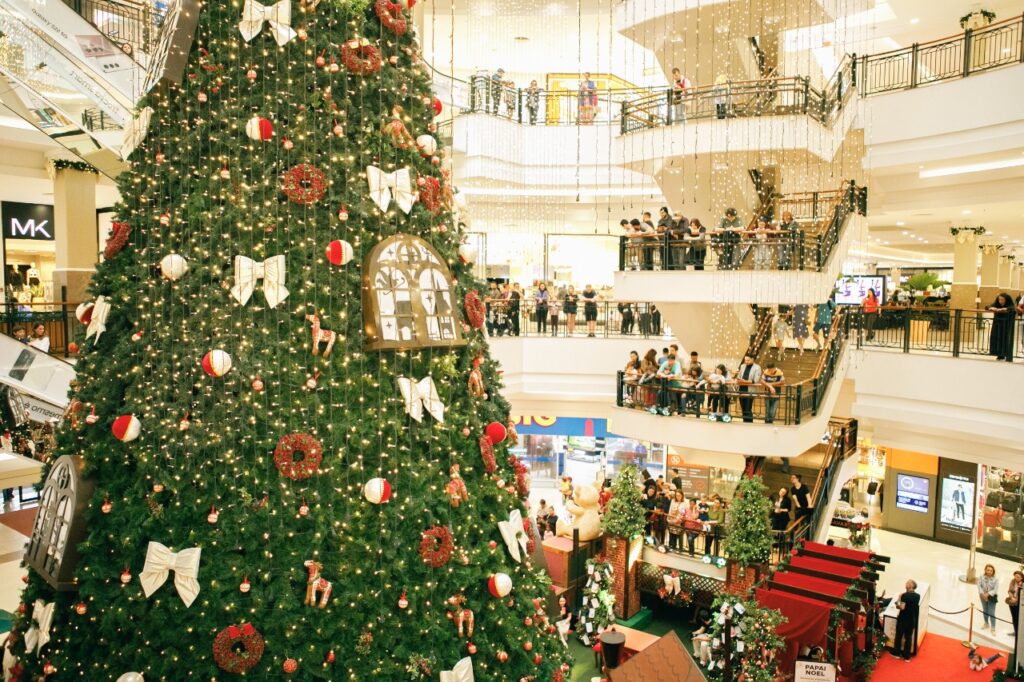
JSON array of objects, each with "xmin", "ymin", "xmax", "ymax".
[
  {"xmin": 0, "ymin": 508, "xmax": 37, "ymax": 537},
  {"xmin": 872, "ymin": 633, "xmax": 1006, "ymax": 682}
]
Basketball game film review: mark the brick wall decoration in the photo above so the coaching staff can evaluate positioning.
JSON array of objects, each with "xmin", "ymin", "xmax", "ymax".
[
  {"xmin": 725, "ymin": 560, "xmax": 767, "ymax": 596},
  {"xmin": 603, "ymin": 535, "xmax": 642, "ymax": 620}
]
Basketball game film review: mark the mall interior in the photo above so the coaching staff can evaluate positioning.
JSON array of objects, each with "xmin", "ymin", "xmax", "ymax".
[{"xmin": 0, "ymin": 0, "xmax": 1020, "ymax": 680}]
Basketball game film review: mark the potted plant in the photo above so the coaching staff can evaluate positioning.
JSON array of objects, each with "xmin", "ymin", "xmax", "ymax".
[{"xmin": 960, "ymin": 9, "xmax": 996, "ymax": 30}]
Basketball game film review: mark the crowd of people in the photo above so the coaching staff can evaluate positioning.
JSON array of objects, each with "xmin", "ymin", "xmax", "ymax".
[
  {"xmin": 620, "ymin": 206, "xmax": 803, "ymax": 272},
  {"xmin": 482, "ymin": 69, "xmax": 600, "ymax": 125}
]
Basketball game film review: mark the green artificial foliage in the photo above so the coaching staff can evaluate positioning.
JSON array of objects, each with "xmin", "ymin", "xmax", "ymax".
[
  {"xmin": 575, "ymin": 558, "xmax": 615, "ymax": 646},
  {"xmin": 601, "ymin": 462, "xmax": 646, "ymax": 539},
  {"xmin": 9, "ymin": 2, "xmax": 570, "ymax": 680},
  {"xmin": 48, "ymin": 159, "xmax": 98, "ymax": 174},
  {"xmin": 705, "ymin": 595, "xmax": 786, "ymax": 682},
  {"xmin": 722, "ymin": 475, "xmax": 772, "ymax": 567}
]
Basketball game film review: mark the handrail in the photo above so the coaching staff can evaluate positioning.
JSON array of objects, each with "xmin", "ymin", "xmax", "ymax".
[
  {"xmin": 61, "ymin": 0, "xmax": 165, "ymax": 59},
  {"xmin": 617, "ymin": 181, "xmax": 863, "ymax": 272}
]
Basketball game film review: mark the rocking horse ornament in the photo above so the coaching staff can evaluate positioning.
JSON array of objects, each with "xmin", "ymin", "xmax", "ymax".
[
  {"xmin": 303, "ymin": 560, "xmax": 332, "ymax": 608},
  {"xmin": 382, "ymin": 105, "xmax": 416, "ymax": 150},
  {"xmin": 305, "ymin": 313, "xmax": 337, "ymax": 357}
]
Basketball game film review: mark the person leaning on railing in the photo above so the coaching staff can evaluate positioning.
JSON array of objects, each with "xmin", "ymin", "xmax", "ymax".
[
  {"xmin": 752, "ymin": 217, "xmax": 774, "ymax": 270},
  {"xmin": 777, "ymin": 211, "xmax": 799, "ymax": 270},
  {"xmin": 665, "ymin": 211, "xmax": 688, "ymax": 270},
  {"xmin": 526, "ymin": 80, "xmax": 540, "ymax": 125},
  {"xmin": 986, "ymin": 292, "xmax": 1016, "ymax": 362},
  {"xmin": 715, "ymin": 208, "xmax": 744, "ymax": 270},
  {"xmin": 684, "ymin": 218, "xmax": 707, "ymax": 270}
]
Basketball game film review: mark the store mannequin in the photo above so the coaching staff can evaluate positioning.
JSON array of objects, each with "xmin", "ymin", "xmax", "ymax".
[{"xmin": 27, "ymin": 262, "xmax": 40, "ymax": 282}]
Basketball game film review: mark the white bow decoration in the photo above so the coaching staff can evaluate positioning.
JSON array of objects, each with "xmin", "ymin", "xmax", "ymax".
[
  {"xmin": 497, "ymin": 509, "xmax": 529, "ymax": 563},
  {"xmin": 23, "ymin": 600, "xmax": 54, "ymax": 655},
  {"xmin": 230, "ymin": 255, "xmax": 289, "ymax": 309},
  {"xmin": 238, "ymin": 0, "xmax": 297, "ymax": 46},
  {"xmin": 367, "ymin": 166, "xmax": 415, "ymax": 214},
  {"xmin": 139, "ymin": 541, "xmax": 202, "ymax": 607},
  {"xmin": 86, "ymin": 296, "xmax": 111, "ymax": 343},
  {"xmin": 396, "ymin": 376, "xmax": 444, "ymax": 423},
  {"xmin": 663, "ymin": 572, "xmax": 681, "ymax": 595},
  {"xmin": 120, "ymin": 106, "xmax": 153, "ymax": 160},
  {"xmin": 440, "ymin": 656, "xmax": 474, "ymax": 682}
]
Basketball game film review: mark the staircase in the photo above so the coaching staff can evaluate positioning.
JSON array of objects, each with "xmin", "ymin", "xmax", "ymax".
[{"xmin": 757, "ymin": 346, "xmax": 824, "ymax": 383}]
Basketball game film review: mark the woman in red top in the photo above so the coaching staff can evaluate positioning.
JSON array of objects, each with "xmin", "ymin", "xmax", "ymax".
[{"xmin": 862, "ymin": 288, "xmax": 880, "ymax": 341}]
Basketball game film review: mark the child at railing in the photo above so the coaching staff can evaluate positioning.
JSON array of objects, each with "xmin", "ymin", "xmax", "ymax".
[{"xmin": 705, "ymin": 364, "xmax": 733, "ymax": 419}]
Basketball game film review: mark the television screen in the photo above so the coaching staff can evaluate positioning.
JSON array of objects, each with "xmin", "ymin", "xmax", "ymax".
[
  {"xmin": 939, "ymin": 474, "xmax": 975, "ymax": 532},
  {"xmin": 835, "ymin": 275, "xmax": 886, "ymax": 306},
  {"xmin": 895, "ymin": 473, "xmax": 929, "ymax": 514}
]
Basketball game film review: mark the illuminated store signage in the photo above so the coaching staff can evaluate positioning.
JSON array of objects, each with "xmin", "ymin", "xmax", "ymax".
[{"xmin": 2, "ymin": 202, "xmax": 55, "ymax": 242}]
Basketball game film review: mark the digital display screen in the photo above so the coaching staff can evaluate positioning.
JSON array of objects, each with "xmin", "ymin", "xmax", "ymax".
[
  {"xmin": 939, "ymin": 474, "xmax": 975, "ymax": 532},
  {"xmin": 896, "ymin": 474, "xmax": 930, "ymax": 514},
  {"xmin": 835, "ymin": 275, "xmax": 885, "ymax": 306}
]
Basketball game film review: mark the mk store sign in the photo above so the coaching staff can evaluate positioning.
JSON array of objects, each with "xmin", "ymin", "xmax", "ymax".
[{"xmin": 2, "ymin": 202, "xmax": 55, "ymax": 241}]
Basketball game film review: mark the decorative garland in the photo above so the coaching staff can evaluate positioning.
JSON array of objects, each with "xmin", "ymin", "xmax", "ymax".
[
  {"xmin": 464, "ymin": 291, "xmax": 485, "ymax": 329},
  {"xmin": 419, "ymin": 525, "xmax": 454, "ymax": 568},
  {"xmin": 374, "ymin": 0, "xmax": 408, "ymax": 36},
  {"xmin": 282, "ymin": 163, "xmax": 326, "ymax": 205},
  {"xmin": 212, "ymin": 623, "xmax": 265, "ymax": 674},
  {"xmin": 103, "ymin": 222, "xmax": 132, "ymax": 259},
  {"xmin": 522, "ymin": 515, "xmax": 536, "ymax": 554},
  {"xmin": 341, "ymin": 39, "xmax": 382, "ymax": 76},
  {"xmin": 273, "ymin": 433, "xmax": 323, "ymax": 480},
  {"xmin": 960, "ymin": 10, "xmax": 996, "ymax": 28},
  {"xmin": 949, "ymin": 226, "xmax": 986, "ymax": 236},
  {"xmin": 576, "ymin": 558, "xmax": 615, "ymax": 645},
  {"xmin": 478, "ymin": 435, "xmax": 496, "ymax": 473},
  {"xmin": 49, "ymin": 159, "xmax": 98, "ymax": 175},
  {"xmin": 509, "ymin": 455, "xmax": 530, "ymax": 498}
]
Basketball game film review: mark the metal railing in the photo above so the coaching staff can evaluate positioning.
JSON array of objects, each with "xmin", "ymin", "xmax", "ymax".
[
  {"xmin": 61, "ymin": 0, "xmax": 165, "ymax": 58},
  {"xmin": 1, "ymin": 301, "xmax": 83, "ymax": 356},
  {"xmin": 620, "ymin": 14, "xmax": 1023, "ymax": 135},
  {"xmin": 850, "ymin": 305, "xmax": 1024, "ymax": 360},
  {"xmin": 616, "ymin": 182, "xmax": 865, "ymax": 272},
  {"xmin": 615, "ymin": 311, "xmax": 850, "ymax": 425},
  {"xmin": 81, "ymin": 107, "xmax": 122, "ymax": 132},
  {"xmin": 485, "ymin": 299, "xmax": 670, "ymax": 339},
  {"xmin": 860, "ymin": 14, "xmax": 1024, "ymax": 95},
  {"xmin": 467, "ymin": 75, "xmax": 648, "ymax": 126}
]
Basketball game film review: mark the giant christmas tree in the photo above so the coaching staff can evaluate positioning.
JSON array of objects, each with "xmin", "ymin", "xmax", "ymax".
[{"xmin": 6, "ymin": 1, "xmax": 568, "ymax": 679}]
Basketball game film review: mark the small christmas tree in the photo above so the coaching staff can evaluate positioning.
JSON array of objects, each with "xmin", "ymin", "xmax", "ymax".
[
  {"xmin": 705, "ymin": 596, "xmax": 786, "ymax": 681},
  {"xmin": 576, "ymin": 558, "xmax": 615, "ymax": 646},
  {"xmin": 723, "ymin": 475, "xmax": 772, "ymax": 567},
  {"xmin": 601, "ymin": 462, "xmax": 646, "ymax": 539}
]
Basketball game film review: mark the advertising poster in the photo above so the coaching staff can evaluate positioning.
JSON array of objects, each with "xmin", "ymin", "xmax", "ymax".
[
  {"xmin": 895, "ymin": 473, "xmax": 929, "ymax": 513},
  {"xmin": 835, "ymin": 275, "xmax": 886, "ymax": 305},
  {"xmin": 939, "ymin": 473, "xmax": 975, "ymax": 532}
]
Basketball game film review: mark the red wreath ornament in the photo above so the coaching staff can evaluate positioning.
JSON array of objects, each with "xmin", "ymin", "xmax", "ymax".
[
  {"xmin": 282, "ymin": 163, "xmax": 326, "ymax": 205},
  {"xmin": 419, "ymin": 525, "xmax": 454, "ymax": 568},
  {"xmin": 103, "ymin": 222, "xmax": 132, "ymax": 259},
  {"xmin": 464, "ymin": 291, "xmax": 485, "ymax": 329},
  {"xmin": 273, "ymin": 433, "xmax": 323, "ymax": 480},
  {"xmin": 479, "ymin": 435, "xmax": 496, "ymax": 474},
  {"xmin": 341, "ymin": 39, "xmax": 382, "ymax": 76},
  {"xmin": 213, "ymin": 623, "xmax": 265, "ymax": 674},
  {"xmin": 375, "ymin": 0, "xmax": 408, "ymax": 36}
]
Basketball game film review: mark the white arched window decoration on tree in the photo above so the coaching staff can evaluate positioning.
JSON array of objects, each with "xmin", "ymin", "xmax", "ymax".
[
  {"xmin": 26, "ymin": 455, "xmax": 93, "ymax": 591},
  {"xmin": 363, "ymin": 234, "xmax": 467, "ymax": 351}
]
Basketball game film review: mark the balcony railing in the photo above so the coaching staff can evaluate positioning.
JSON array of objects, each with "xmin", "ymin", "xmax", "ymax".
[
  {"xmin": 466, "ymin": 75, "xmax": 648, "ymax": 126},
  {"xmin": 620, "ymin": 14, "xmax": 1023, "ymax": 135},
  {"xmin": 615, "ymin": 311, "xmax": 850, "ymax": 425},
  {"xmin": 616, "ymin": 182, "xmax": 865, "ymax": 272},
  {"xmin": 849, "ymin": 306, "xmax": 1023, "ymax": 360},
  {"xmin": 1, "ymin": 301, "xmax": 84, "ymax": 357},
  {"xmin": 485, "ymin": 299, "xmax": 669, "ymax": 339},
  {"xmin": 61, "ymin": 0, "xmax": 166, "ymax": 58}
]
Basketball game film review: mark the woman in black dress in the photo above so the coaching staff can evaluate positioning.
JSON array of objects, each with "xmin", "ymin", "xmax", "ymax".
[
  {"xmin": 987, "ymin": 292, "xmax": 1016, "ymax": 361},
  {"xmin": 771, "ymin": 487, "xmax": 793, "ymax": 531},
  {"xmin": 563, "ymin": 286, "xmax": 579, "ymax": 335}
]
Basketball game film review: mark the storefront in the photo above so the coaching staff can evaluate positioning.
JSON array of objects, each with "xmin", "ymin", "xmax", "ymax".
[
  {"xmin": 979, "ymin": 465, "xmax": 1023, "ymax": 561},
  {"xmin": 664, "ymin": 451, "xmax": 743, "ymax": 500},
  {"xmin": 1, "ymin": 202, "xmax": 56, "ymax": 304},
  {"xmin": 464, "ymin": 233, "xmax": 618, "ymax": 291},
  {"xmin": 509, "ymin": 415, "xmax": 665, "ymax": 485}
]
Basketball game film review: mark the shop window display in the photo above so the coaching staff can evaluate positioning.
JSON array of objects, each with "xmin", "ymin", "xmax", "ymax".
[{"xmin": 981, "ymin": 466, "xmax": 1024, "ymax": 560}]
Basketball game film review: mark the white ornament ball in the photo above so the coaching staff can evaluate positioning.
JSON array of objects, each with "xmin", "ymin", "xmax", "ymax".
[
  {"xmin": 160, "ymin": 253, "xmax": 189, "ymax": 280},
  {"xmin": 488, "ymin": 572, "xmax": 513, "ymax": 598},
  {"xmin": 201, "ymin": 349, "xmax": 233, "ymax": 377},
  {"xmin": 363, "ymin": 478, "xmax": 392, "ymax": 504},
  {"xmin": 116, "ymin": 673, "xmax": 144, "ymax": 682},
  {"xmin": 458, "ymin": 243, "xmax": 478, "ymax": 264},
  {"xmin": 75, "ymin": 301, "xmax": 95, "ymax": 324},
  {"xmin": 245, "ymin": 116, "xmax": 274, "ymax": 142},
  {"xmin": 416, "ymin": 134, "xmax": 438, "ymax": 156}
]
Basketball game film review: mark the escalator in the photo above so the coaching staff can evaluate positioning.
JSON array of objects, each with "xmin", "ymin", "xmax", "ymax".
[
  {"xmin": 0, "ymin": 0, "xmax": 195, "ymax": 177},
  {"xmin": 0, "ymin": 332, "xmax": 74, "ymax": 423}
]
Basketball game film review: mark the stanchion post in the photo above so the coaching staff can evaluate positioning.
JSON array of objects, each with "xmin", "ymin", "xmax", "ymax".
[{"xmin": 962, "ymin": 603, "xmax": 977, "ymax": 648}]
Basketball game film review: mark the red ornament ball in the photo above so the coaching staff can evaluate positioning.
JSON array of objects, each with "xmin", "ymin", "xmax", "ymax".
[
  {"xmin": 101, "ymin": 497, "xmax": 112, "ymax": 514},
  {"xmin": 488, "ymin": 572, "xmax": 512, "ymax": 598},
  {"xmin": 245, "ymin": 116, "xmax": 274, "ymax": 142},
  {"xmin": 533, "ymin": 653, "xmax": 542, "ymax": 665},
  {"xmin": 252, "ymin": 377, "xmax": 265, "ymax": 392},
  {"xmin": 246, "ymin": 68, "xmax": 257, "ymax": 82},
  {"xmin": 325, "ymin": 240, "xmax": 354, "ymax": 266},
  {"xmin": 283, "ymin": 658, "xmax": 297, "ymax": 674},
  {"xmin": 485, "ymin": 421, "xmax": 507, "ymax": 445},
  {"xmin": 111, "ymin": 414, "xmax": 141, "ymax": 442},
  {"xmin": 497, "ymin": 651, "xmax": 509, "ymax": 663},
  {"xmin": 240, "ymin": 577, "xmax": 251, "ymax": 593},
  {"xmin": 325, "ymin": 649, "xmax": 336, "ymax": 664},
  {"xmin": 68, "ymin": 342, "xmax": 79, "ymax": 354},
  {"xmin": 75, "ymin": 601, "xmax": 87, "ymax": 615},
  {"xmin": 432, "ymin": 97, "xmax": 443, "ymax": 116},
  {"xmin": 363, "ymin": 478, "xmax": 392, "ymax": 504},
  {"xmin": 467, "ymin": 642, "xmax": 477, "ymax": 655},
  {"xmin": 524, "ymin": 616, "xmax": 533, "ymax": 626},
  {"xmin": 398, "ymin": 591, "xmax": 409, "ymax": 609},
  {"xmin": 75, "ymin": 301, "xmax": 94, "ymax": 324},
  {"xmin": 202, "ymin": 349, "xmax": 233, "ymax": 377},
  {"xmin": 488, "ymin": 540, "xmax": 497, "ymax": 550},
  {"xmin": 523, "ymin": 641, "xmax": 533, "ymax": 652},
  {"xmin": 120, "ymin": 568, "xmax": 132, "ymax": 584}
]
